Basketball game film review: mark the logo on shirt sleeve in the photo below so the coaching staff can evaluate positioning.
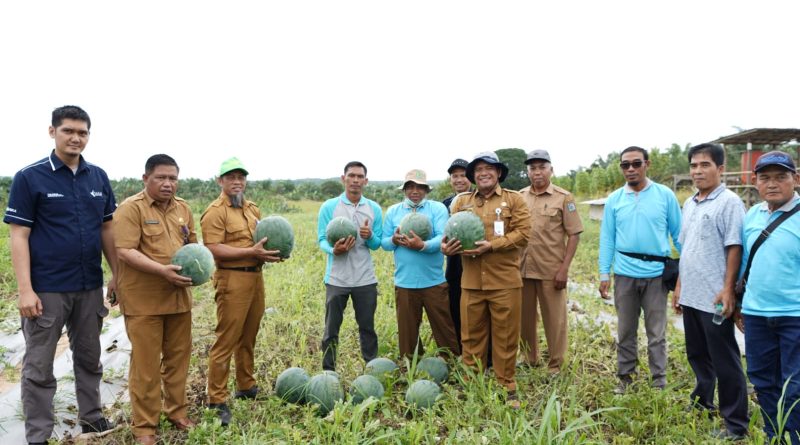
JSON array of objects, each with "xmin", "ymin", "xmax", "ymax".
[{"xmin": 90, "ymin": 190, "xmax": 103, "ymax": 198}]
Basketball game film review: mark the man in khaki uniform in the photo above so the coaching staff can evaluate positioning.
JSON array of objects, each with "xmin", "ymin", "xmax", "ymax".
[
  {"xmin": 115, "ymin": 154, "xmax": 196, "ymax": 445},
  {"xmin": 442, "ymin": 151, "xmax": 530, "ymax": 407},
  {"xmin": 201, "ymin": 157, "xmax": 282, "ymax": 426},
  {"xmin": 519, "ymin": 149, "xmax": 583, "ymax": 374}
]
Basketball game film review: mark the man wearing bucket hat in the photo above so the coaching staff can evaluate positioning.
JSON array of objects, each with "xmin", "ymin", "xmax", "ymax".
[
  {"xmin": 739, "ymin": 151, "xmax": 800, "ymax": 443},
  {"xmin": 200, "ymin": 157, "xmax": 282, "ymax": 426},
  {"xmin": 519, "ymin": 149, "xmax": 583, "ymax": 374},
  {"xmin": 382, "ymin": 169, "xmax": 459, "ymax": 359},
  {"xmin": 442, "ymin": 158, "xmax": 472, "ymax": 352},
  {"xmin": 442, "ymin": 151, "xmax": 531, "ymax": 407}
]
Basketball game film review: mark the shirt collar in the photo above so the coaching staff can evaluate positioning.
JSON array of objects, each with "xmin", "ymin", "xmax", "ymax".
[
  {"xmin": 691, "ymin": 183, "xmax": 726, "ymax": 202},
  {"xmin": 143, "ymin": 189, "xmax": 176, "ymax": 210},
  {"xmin": 623, "ymin": 178, "xmax": 652, "ymax": 194},
  {"xmin": 339, "ymin": 192, "xmax": 366, "ymax": 206},
  {"xmin": 473, "ymin": 184, "xmax": 503, "ymax": 198},
  {"xmin": 759, "ymin": 192, "xmax": 800, "ymax": 214},
  {"xmin": 528, "ymin": 183, "xmax": 555, "ymax": 196},
  {"xmin": 49, "ymin": 150, "xmax": 88, "ymax": 173}
]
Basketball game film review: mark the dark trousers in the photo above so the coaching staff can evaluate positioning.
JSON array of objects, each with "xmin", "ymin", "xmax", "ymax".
[
  {"xmin": 445, "ymin": 255, "xmax": 463, "ymax": 351},
  {"xmin": 682, "ymin": 306, "xmax": 749, "ymax": 435},
  {"xmin": 395, "ymin": 283, "xmax": 459, "ymax": 358},
  {"xmin": 322, "ymin": 284, "xmax": 378, "ymax": 371},
  {"xmin": 21, "ymin": 289, "xmax": 107, "ymax": 443},
  {"xmin": 744, "ymin": 315, "xmax": 800, "ymax": 444}
]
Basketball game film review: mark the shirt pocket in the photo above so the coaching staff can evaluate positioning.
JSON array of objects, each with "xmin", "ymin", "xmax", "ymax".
[
  {"xmin": 535, "ymin": 208, "xmax": 559, "ymax": 230},
  {"xmin": 142, "ymin": 222, "xmax": 165, "ymax": 239}
]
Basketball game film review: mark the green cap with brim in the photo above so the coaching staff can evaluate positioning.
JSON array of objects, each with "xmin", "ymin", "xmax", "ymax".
[{"xmin": 219, "ymin": 157, "xmax": 249, "ymax": 177}]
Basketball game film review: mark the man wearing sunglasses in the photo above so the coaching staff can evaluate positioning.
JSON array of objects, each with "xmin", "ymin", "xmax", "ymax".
[{"xmin": 598, "ymin": 146, "xmax": 682, "ymax": 394}]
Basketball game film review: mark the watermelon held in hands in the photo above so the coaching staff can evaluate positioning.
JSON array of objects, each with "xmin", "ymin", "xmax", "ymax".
[
  {"xmin": 274, "ymin": 367, "xmax": 309, "ymax": 404},
  {"xmin": 349, "ymin": 374, "xmax": 385, "ymax": 404},
  {"xmin": 416, "ymin": 357, "xmax": 449, "ymax": 384},
  {"xmin": 305, "ymin": 373, "xmax": 344, "ymax": 416},
  {"xmin": 399, "ymin": 212, "xmax": 432, "ymax": 241},
  {"xmin": 405, "ymin": 379, "xmax": 441, "ymax": 409},
  {"xmin": 444, "ymin": 211, "xmax": 484, "ymax": 250},
  {"xmin": 254, "ymin": 215, "xmax": 294, "ymax": 259},
  {"xmin": 171, "ymin": 244, "xmax": 215, "ymax": 286},
  {"xmin": 325, "ymin": 216, "xmax": 358, "ymax": 246},
  {"xmin": 365, "ymin": 357, "xmax": 399, "ymax": 384}
]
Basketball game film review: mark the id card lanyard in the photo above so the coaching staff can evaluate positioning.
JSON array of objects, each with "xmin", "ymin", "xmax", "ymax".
[{"xmin": 493, "ymin": 208, "xmax": 504, "ymax": 237}]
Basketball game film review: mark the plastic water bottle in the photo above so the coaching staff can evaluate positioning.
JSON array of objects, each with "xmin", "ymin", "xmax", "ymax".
[{"xmin": 712, "ymin": 303, "xmax": 725, "ymax": 325}]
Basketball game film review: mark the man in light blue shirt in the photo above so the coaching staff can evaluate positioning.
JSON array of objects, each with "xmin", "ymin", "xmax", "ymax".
[
  {"xmin": 382, "ymin": 169, "xmax": 459, "ymax": 359},
  {"xmin": 740, "ymin": 151, "xmax": 800, "ymax": 444},
  {"xmin": 598, "ymin": 146, "xmax": 682, "ymax": 394},
  {"xmin": 317, "ymin": 161, "xmax": 383, "ymax": 371},
  {"xmin": 672, "ymin": 143, "xmax": 748, "ymax": 440}
]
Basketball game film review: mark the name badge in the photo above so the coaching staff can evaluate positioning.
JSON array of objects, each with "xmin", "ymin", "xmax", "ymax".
[
  {"xmin": 493, "ymin": 208, "xmax": 504, "ymax": 237},
  {"xmin": 144, "ymin": 219, "xmax": 160, "ymax": 225}
]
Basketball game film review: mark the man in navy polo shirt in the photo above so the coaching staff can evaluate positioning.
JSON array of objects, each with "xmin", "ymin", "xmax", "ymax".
[{"xmin": 4, "ymin": 106, "xmax": 119, "ymax": 444}]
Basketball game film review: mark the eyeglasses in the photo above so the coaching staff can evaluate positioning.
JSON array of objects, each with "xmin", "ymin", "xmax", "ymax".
[{"xmin": 619, "ymin": 160, "xmax": 644, "ymax": 170}]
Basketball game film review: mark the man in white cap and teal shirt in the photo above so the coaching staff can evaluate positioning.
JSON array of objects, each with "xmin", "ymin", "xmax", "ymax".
[
  {"xmin": 442, "ymin": 151, "xmax": 530, "ymax": 408},
  {"xmin": 317, "ymin": 161, "xmax": 383, "ymax": 371},
  {"xmin": 739, "ymin": 150, "xmax": 800, "ymax": 443},
  {"xmin": 382, "ymin": 169, "xmax": 459, "ymax": 359},
  {"xmin": 201, "ymin": 157, "xmax": 283, "ymax": 426}
]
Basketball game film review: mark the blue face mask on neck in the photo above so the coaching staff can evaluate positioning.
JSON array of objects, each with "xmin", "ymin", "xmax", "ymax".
[{"xmin": 404, "ymin": 198, "xmax": 423, "ymax": 210}]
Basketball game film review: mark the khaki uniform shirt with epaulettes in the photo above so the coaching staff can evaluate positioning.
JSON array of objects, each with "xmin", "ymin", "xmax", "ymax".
[
  {"xmin": 200, "ymin": 193, "xmax": 262, "ymax": 268},
  {"xmin": 519, "ymin": 183, "xmax": 584, "ymax": 280},
  {"xmin": 115, "ymin": 190, "xmax": 197, "ymax": 316},
  {"xmin": 450, "ymin": 185, "xmax": 531, "ymax": 290}
]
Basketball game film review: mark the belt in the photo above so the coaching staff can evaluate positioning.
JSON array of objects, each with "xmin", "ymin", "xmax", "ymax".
[{"xmin": 218, "ymin": 266, "xmax": 262, "ymax": 272}]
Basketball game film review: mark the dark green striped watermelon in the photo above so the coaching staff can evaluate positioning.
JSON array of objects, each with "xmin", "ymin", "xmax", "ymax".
[
  {"xmin": 365, "ymin": 357, "xmax": 398, "ymax": 384},
  {"xmin": 254, "ymin": 215, "xmax": 294, "ymax": 259},
  {"xmin": 325, "ymin": 216, "xmax": 358, "ymax": 246},
  {"xmin": 399, "ymin": 212, "xmax": 432, "ymax": 241},
  {"xmin": 416, "ymin": 357, "xmax": 449, "ymax": 384},
  {"xmin": 274, "ymin": 367, "xmax": 309, "ymax": 404},
  {"xmin": 306, "ymin": 373, "xmax": 344, "ymax": 416},
  {"xmin": 349, "ymin": 374, "xmax": 385, "ymax": 404},
  {"xmin": 405, "ymin": 379, "xmax": 441, "ymax": 409},
  {"xmin": 444, "ymin": 211, "xmax": 484, "ymax": 250},
  {"xmin": 170, "ymin": 244, "xmax": 215, "ymax": 286}
]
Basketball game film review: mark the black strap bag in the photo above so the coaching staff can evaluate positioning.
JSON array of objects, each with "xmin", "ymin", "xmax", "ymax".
[{"xmin": 618, "ymin": 251, "xmax": 680, "ymax": 292}]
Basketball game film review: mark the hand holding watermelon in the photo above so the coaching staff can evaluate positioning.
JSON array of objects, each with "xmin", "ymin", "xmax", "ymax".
[
  {"xmin": 162, "ymin": 264, "xmax": 194, "ymax": 287},
  {"xmin": 332, "ymin": 236, "xmax": 356, "ymax": 255},
  {"xmin": 252, "ymin": 237, "xmax": 283, "ymax": 263},
  {"xmin": 440, "ymin": 236, "xmax": 462, "ymax": 256}
]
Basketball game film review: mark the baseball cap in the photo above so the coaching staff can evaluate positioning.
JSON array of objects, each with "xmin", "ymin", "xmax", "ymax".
[
  {"xmin": 447, "ymin": 158, "xmax": 469, "ymax": 174},
  {"xmin": 754, "ymin": 151, "xmax": 796, "ymax": 173},
  {"xmin": 525, "ymin": 149, "xmax": 551, "ymax": 164},
  {"xmin": 219, "ymin": 157, "xmax": 249, "ymax": 177},
  {"xmin": 466, "ymin": 151, "xmax": 509, "ymax": 183}
]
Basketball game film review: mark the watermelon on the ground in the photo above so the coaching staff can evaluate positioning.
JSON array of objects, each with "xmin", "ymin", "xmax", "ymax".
[
  {"xmin": 321, "ymin": 370, "xmax": 340, "ymax": 380},
  {"xmin": 306, "ymin": 373, "xmax": 344, "ymax": 416},
  {"xmin": 171, "ymin": 244, "xmax": 215, "ymax": 286},
  {"xmin": 254, "ymin": 215, "xmax": 294, "ymax": 259},
  {"xmin": 325, "ymin": 216, "xmax": 358, "ymax": 246},
  {"xmin": 365, "ymin": 357, "xmax": 398, "ymax": 384},
  {"xmin": 349, "ymin": 374, "xmax": 385, "ymax": 404},
  {"xmin": 405, "ymin": 379, "xmax": 441, "ymax": 409},
  {"xmin": 416, "ymin": 357, "xmax": 448, "ymax": 384},
  {"xmin": 444, "ymin": 211, "xmax": 484, "ymax": 250},
  {"xmin": 274, "ymin": 367, "xmax": 309, "ymax": 404},
  {"xmin": 399, "ymin": 212, "xmax": 432, "ymax": 241}
]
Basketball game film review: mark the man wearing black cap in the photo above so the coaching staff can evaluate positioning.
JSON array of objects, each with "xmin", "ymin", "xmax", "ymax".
[
  {"xmin": 442, "ymin": 151, "xmax": 530, "ymax": 407},
  {"xmin": 442, "ymin": 158, "xmax": 472, "ymax": 352},
  {"xmin": 519, "ymin": 149, "xmax": 583, "ymax": 375},
  {"xmin": 740, "ymin": 150, "xmax": 800, "ymax": 443}
]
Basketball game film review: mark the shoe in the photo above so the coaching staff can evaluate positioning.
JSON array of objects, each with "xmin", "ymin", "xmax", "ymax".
[
  {"xmin": 506, "ymin": 391, "xmax": 521, "ymax": 410},
  {"xmin": 134, "ymin": 435, "xmax": 157, "ymax": 445},
  {"xmin": 168, "ymin": 417, "xmax": 196, "ymax": 431},
  {"xmin": 712, "ymin": 428, "xmax": 746, "ymax": 441},
  {"xmin": 78, "ymin": 417, "xmax": 120, "ymax": 438},
  {"xmin": 613, "ymin": 380, "xmax": 631, "ymax": 395},
  {"xmin": 235, "ymin": 385, "xmax": 259, "ymax": 400},
  {"xmin": 209, "ymin": 403, "xmax": 232, "ymax": 427}
]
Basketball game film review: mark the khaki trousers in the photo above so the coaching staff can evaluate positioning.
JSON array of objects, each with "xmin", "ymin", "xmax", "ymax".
[
  {"xmin": 521, "ymin": 278, "xmax": 568, "ymax": 371},
  {"xmin": 124, "ymin": 311, "xmax": 192, "ymax": 437},
  {"xmin": 461, "ymin": 287, "xmax": 521, "ymax": 391},
  {"xmin": 207, "ymin": 269, "xmax": 265, "ymax": 403},
  {"xmin": 395, "ymin": 283, "xmax": 459, "ymax": 359}
]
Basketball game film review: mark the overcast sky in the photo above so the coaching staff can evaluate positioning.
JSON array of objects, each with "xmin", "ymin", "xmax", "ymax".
[{"xmin": 2, "ymin": 1, "xmax": 798, "ymax": 182}]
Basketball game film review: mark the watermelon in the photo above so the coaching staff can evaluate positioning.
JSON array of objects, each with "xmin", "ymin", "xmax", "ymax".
[
  {"xmin": 171, "ymin": 244, "xmax": 215, "ymax": 286},
  {"xmin": 398, "ymin": 212, "xmax": 432, "ymax": 241},
  {"xmin": 405, "ymin": 379, "xmax": 441, "ymax": 409},
  {"xmin": 349, "ymin": 374, "xmax": 385, "ymax": 404},
  {"xmin": 306, "ymin": 373, "xmax": 344, "ymax": 416},
  {"xmin": 325, "ymin": 216, "xmax": 358, "ymax": 246},
  {"xmin": 274, "ymin": 367, "xmax": 309, "ymax": 404},
  {"xmin": 321, "ymin": 370, "xmax": 340, "ymax": 380},
  {"xmin": 444, "ymin": 211, "xmax": 484, "ymax": 250},
  {"xmin": 365, "ymin": 357, "xmax": 398, "ymax": 384},
  {"xmin": 416, "ymin": 357, "xmax": 448, "ymax": 384},
  {"xmin": 254, "ymin": 215, "xmax": 294, "ymax": 259}
]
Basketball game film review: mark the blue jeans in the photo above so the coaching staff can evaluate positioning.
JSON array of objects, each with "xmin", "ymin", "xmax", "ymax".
[{"xmin": 744, "ymin": 315, "xmax": 800, "ymax": 444}]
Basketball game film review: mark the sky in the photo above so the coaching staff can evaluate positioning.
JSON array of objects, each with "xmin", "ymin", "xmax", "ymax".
[{"xmin": 1, "ymin": 1, "xmax": 798, "ymax": 182}]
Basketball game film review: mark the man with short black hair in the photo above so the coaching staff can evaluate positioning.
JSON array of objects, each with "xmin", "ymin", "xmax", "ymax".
[
  {"xmin": 5, "ymin": 105, "xmax": 118, "ymax": 444},
  {"xmin": 672, "ymin": 143, "xmax": 749, "ymax": 440},
  {"xmin": 740, "ymin": 151, "xmax": 800, "ymax": 443},
  {"xmin": 598, "ymin": 146, "xmax": 682, "ymax": 394}
]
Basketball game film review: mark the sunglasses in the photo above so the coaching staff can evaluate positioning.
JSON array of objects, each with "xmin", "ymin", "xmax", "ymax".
[{"xmin": 619, "ymin": 160, "xmax": 645, "ymax": 170}]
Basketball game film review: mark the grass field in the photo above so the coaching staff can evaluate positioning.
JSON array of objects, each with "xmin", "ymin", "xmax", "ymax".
[{"xmin": 0, "ymin": 197, "xmax": 780, "ymax": 444}]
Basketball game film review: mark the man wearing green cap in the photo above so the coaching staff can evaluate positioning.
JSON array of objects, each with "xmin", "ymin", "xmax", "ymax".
[{"xmin": 200, "ymin": 157, "xmax": 282, "ymax": 426}]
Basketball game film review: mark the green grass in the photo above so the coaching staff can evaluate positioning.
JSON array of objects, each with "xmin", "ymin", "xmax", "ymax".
[{"xmin": 0, "ymin": 197, "xmax": 779, "ymax": 443}]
